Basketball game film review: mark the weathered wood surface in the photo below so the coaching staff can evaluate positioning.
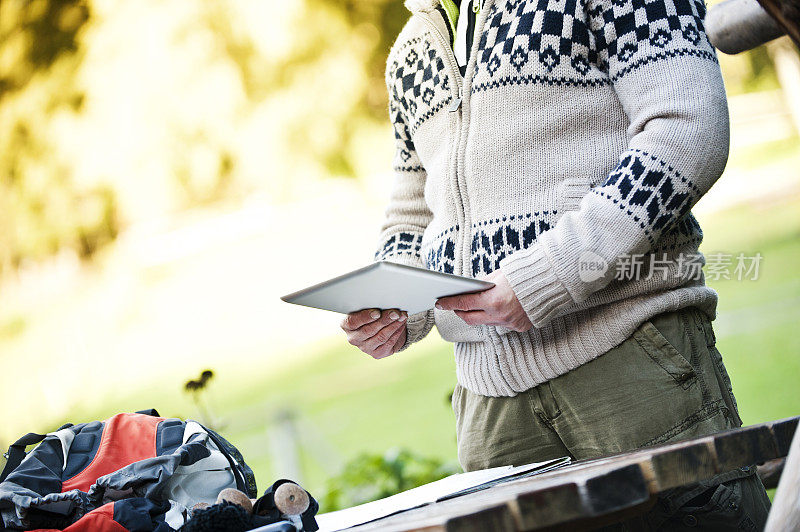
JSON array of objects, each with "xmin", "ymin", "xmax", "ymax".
[
  {"xmin": 757, "ymin": 0, "xmax": 800, "ymax": 47},
  {"xmin": 344, "ymin": 416, "xmax": 798, "ymax": 532},
  {"xmin": 707, "ymin": 0, "xmax": 784, "ymax": 54},
  {"xmin": 758, "ymin": 457, "xmax": 785, "ymax": 489}
]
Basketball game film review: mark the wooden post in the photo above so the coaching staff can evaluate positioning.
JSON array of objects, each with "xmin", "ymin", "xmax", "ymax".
[
  {"xmin": 706, "ymin": 0, "xmax": 784, "ymax": 54},
  {"xmin": 765, "ymin": 423, "xmax": 800, "ymax": 531},
  {"xmin": 767, "ymin": 37, "xmax": 800, "ymax": 135},
  {"xmin": 756, "ymin": 0, "xmax": 800, "ymax": 47}
]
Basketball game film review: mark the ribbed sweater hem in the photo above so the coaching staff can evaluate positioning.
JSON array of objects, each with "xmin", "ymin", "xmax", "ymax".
[
  {"xmin": 453, "ymin": 285, "xmax": 717, "ymax": 397},
  {"xmin": 499, "ymin": 245, "xmax": 574, "ymax": 327}
]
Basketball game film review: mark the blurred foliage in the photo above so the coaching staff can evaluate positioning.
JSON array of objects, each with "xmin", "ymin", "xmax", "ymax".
[
  {"xmin": 321, "ymin": 448, "xmax": 460, "ymax": 512},
  {"xmin": 0, "ymin": 0, "xmax": 88, "ymax": 98},
  {"xmin": 0, "ymin": 0, "xmax": 118, "ymax": 275},
  {"xmin": 0, "ymin": 0, "xmax": 789, "ymax": 278},
  {"xmin": 199, "ymin": 0, "xmax": 408, "ymax": 177},
  {"xmin": 0, "ymin": 0, "xmax": 411, "ymax": 278},
  {"xmin": 719, "ymin": 45, "xmax": 782, "ymax": 95}
]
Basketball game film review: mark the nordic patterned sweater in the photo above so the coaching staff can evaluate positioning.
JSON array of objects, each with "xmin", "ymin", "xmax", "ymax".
[{"xmin": 375, "ymin": 0, "xmax": 729, "ymax": 397}]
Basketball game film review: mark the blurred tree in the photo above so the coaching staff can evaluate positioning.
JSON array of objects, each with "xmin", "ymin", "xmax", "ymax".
[
  {"xmin": 0, "ymin": 0, "xmax": 790, "ymax": 279},
  {"xmin": 0, "ymin": 0, "xmax": 118, "ymax": 276},
  {"xmin": 201, "ymin": 0, "xmax": 408, "ymax": 179}
]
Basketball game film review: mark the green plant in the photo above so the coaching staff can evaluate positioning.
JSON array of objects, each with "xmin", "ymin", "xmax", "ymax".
[{"xmin": 321, "ymin": 448, "xmax": 460, "ymax": 512}]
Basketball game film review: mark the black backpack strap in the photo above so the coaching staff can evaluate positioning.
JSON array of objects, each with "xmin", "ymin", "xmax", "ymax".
[
  {"xmin": 204, "ymin": 426, "xmax": 258, "ymax": 498},
  {"xmin": 1, "ymin": 432, "xmax": 48, "ymax": 483}
]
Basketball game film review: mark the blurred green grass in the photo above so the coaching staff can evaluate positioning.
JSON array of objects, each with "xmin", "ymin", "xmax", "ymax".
[
  {"xmin": 697, "ymin": 193, "xmax": 800, "ymax": 425},
  {"xmin": 1, "ymin": 194, "xmax": 798, "ymax": 506}
]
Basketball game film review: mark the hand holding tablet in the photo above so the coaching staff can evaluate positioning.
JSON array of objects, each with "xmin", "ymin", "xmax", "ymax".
[
  {"xmin": 339, "ymin": 308, "xmax": 409, "ymax": 359},
  {"xmin": 280, "ymin": 261, "xmax": 494, "ymax": 315},
  {"xmin": 281, "ymin": 261, "xmax": 494, "ymax": 359}
]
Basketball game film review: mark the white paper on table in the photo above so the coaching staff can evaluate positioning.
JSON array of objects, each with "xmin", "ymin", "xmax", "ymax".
[{"xmin": 314, "ymin": 457, "xmax": 570, "ymax": 532}]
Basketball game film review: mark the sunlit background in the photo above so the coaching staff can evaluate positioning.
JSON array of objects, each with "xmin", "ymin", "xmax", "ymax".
[{"xmin": 1, "ymin": 0, "xmax": 799, "ymax": 511}]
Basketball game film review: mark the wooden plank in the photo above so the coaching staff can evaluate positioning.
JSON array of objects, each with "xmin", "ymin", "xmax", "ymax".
[
  {"xmin": 445, "ymin": 504, "xmax": 517, "ymax": 532},
  {"xmin": 713, "ymin": 425, "xmax": 780, "ymax": 471},
  {"xmin": 515, "ymin": 482, "xmax": 584, "ymax": 529},
  {"xmin": 584, "ymin": 464, "xmax": 650, "ymax": 515},
  {"xmin": 644, "ymin": 439, "xmax": 717, "ymax": 491},
  {"xmin": 707, "ymin": 0, "xmax": 785, "ymax": 54},
  {"xmin": 768, "ymin": 416, "xmax": 799, "ymax": 457},
  {"xmin": 758, "ymin": 458, "xmax": 786, "ymax": 490},
  {"xmin": 533, "ymin": 497, "xmax": 657, "ymax": 532},
  {"xmin": 340, "ymin": 418, "xmax": 799, "ymax": 532},
  {"xmin": 756, "ymin": 0, "xmax": 800, "ymax": 46}
]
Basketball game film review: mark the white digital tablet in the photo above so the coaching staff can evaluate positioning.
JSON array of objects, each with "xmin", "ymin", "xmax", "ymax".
[{"xmin": 280, "ymin": 262, "xmax": 494, "ymax": 315}]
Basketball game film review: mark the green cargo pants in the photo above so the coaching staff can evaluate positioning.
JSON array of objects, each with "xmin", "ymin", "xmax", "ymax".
[{"xmin": 452, "ymin": 307, "xmax": 771, "ymax": 530}]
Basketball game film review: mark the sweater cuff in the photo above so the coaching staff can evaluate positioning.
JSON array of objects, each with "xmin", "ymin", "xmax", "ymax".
[
  {"xmin": 397, "ymin": 309, "xmax": 434, "ymax": 352},
  {"xmin": 499, "ymin": 245, "xmax": 574, "ymax": 328}
]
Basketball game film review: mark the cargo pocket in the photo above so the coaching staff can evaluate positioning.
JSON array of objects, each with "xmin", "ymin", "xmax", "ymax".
[
  {"xmin": 633, "ymin": 320, "xmax": 696, "ymax": 388},
  {"xmin": 660, "ymin": 477, "xmax": 760, "ymax": 531}
]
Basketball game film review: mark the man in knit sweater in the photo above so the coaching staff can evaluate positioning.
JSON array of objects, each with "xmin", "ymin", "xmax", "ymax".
[{"xmin": 340, "ymin": 0, "xmax": 770, "ymax": 527}]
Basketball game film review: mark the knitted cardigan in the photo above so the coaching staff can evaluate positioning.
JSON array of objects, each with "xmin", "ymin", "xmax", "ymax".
[{"xmin": 376, "ymin": 0, "xmax": 729, "ymax": 397}]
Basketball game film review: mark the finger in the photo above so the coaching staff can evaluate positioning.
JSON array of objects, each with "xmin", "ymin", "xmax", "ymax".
[
  {"xmin": 346, "ymin": 309, "xmax": 406, "ymax": 345},
  {"xmin": 341, "ymin": 308, "xmax": 381, "ymax": 331},
  {"xmin": 389, "ymin": 326, "xmax": 407, "ymax": 353},
  {"xmin": 371, "ymin": 325, "xmax": 407, "ymax": 359},
  {"xmin": 362, "ymin": 320, "xmax": 405, "ymax": 353},
  {"xmin": 345, "ymin": 329, "xmax": 365, "ymax": 348},
  {"xmin": 453, "ymin": 309, "xmax": 497, "ymax": 326},
  {"xmin": 353, "ymin": 309, "xmax": 406, "ymax": 338},
  {"xmin": 436, "ymin": 291, "xmax": 485, "ymax": 311}
]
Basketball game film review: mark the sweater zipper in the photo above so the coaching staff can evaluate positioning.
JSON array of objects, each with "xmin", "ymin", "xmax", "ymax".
[
  {"xmin": 420, "ymin": 10, "xmax": 470, "ymax": 276},
  {"xmin": 423, "ymin": 2, "xmax": 493, "ymax": 276}
]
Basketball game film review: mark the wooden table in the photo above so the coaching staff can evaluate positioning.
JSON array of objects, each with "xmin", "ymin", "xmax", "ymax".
[{"xmin": 344, "ymin": 416, "xmax": 798, "ymax": 531}]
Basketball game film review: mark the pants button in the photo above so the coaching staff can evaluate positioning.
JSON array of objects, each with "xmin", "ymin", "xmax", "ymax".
[{"xmin": 683, "ymin": 514, "xmax": 698, "ymax": 527}]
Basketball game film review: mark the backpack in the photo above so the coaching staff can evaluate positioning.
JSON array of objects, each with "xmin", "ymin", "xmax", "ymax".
[{"xmin": 0, "ymin": 409, "xmax": 258, "ymax": 531}]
